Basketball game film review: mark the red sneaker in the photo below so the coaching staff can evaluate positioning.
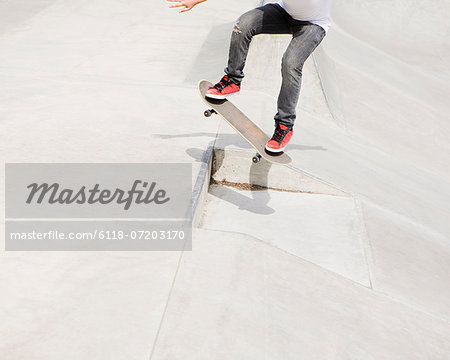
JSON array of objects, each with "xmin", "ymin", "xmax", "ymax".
[
  {"xmin": 205, "ymin": 75, "xmax": 241, "ymax": 99},
  {"xmin": 265, "ymin": 124, "xmax": 293, "ymax": 153}
]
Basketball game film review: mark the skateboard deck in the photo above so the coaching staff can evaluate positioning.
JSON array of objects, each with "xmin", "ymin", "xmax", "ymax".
[{"xmin": 198, "ymin": 80, "xmax": 292, "ymax": 165}]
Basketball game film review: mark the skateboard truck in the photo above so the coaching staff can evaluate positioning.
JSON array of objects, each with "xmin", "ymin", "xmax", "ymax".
[{"xmin": 204, "ymin": 109, "xmax": 217, "ymax": 117}]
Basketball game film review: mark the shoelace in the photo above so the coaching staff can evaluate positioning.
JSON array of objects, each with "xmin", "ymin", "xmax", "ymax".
[
  {"xmin": 214, "ymin": 76, "xmax": 231, "ymax": 91},
  {"xmin": 272, "ymin": 126, "xmax": 289, "ymax": 143}
]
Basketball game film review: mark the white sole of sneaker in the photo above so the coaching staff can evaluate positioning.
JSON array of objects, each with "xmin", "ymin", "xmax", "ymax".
[
  {"xmin": 205, "ymin": 92, "xmax": 240, "ymax": 100},
  {"xmin": 265, "ymin": 144, "xmax": 286, "ymax": 153}
]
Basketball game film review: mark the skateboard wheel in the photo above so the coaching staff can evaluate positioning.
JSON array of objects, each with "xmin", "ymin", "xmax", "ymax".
[{"xmin": 252, "ymin": 154, "xmax": 261, "ymax": 163}]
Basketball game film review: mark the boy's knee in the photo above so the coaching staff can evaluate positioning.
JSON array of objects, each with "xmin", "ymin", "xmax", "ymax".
[
  {"xmin": 233, "ymin": 9, "xmax": 259, "ymax": 35},
  {"xmin": 281, "ymin": 54, "xmax": 303, "ymax": 76}
]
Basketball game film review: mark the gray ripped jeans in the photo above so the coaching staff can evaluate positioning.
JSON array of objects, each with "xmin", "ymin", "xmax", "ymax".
[{"xmin": 225, "ymin": 3, "xmax": 326, "ymax": 128}]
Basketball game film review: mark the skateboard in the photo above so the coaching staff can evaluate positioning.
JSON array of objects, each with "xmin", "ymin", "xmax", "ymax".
[{"xmin": 198, "ymin": 80, "xmax": 292, "ymax": 165}]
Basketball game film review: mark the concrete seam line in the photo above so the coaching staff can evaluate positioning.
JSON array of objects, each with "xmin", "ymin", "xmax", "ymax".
[
  {"xmin": 149, "ymin": 146, "xmax": 214, "ymax": 359},
  {"xmin": 286, "ymin": 163, "xmax": 351, "ymax": 196},
  {"xmin": 191, "ymin": 144, "xmax": 214, "ymax": 225},
  {"xmin": 354, "ymin": 196, "xmax": 375, "ymax": 289},
  {"xmin": 148, "ymin": 244, "xmax": 186, "ymax": 360}
]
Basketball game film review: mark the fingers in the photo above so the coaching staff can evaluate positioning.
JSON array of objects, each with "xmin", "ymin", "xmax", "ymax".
[
  {"xmin": 168, "ymin": 2, "xmax": 184, "ymax": 8},
  {"xmin": 167, "ymin": 0, "xmax": 183, "ymax": 8},
  {"xmin": 167, "ymin": 0, "xmax": 194, "ymax": 13}
]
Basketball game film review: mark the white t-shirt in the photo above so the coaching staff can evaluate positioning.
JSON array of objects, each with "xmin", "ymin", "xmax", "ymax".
[{"xmin": 280, "ymin": 0, "xmax": 332, "ymax": 32}]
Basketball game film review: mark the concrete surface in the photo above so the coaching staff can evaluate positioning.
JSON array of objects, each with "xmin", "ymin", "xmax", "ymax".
[
  {"xmin": 152, "ymin": 229, "xmax": 450, "ymax": 360},
  {"xmin": 204, "ymin": 185, "xmax": 370, "ymax": 286},
  {"xmin": 1, "ymin": 0, "xmax": 449, "ymax": 359}
]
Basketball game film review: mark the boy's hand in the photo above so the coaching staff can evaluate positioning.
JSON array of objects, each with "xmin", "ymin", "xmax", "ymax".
[{"xmin": 168, "ymin": 0, "xmax": 206, "ymax": 13}]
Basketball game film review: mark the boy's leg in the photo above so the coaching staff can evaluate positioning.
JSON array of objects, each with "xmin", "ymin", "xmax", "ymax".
[
  {"xmin": 225, "ymin": 4, "xmax": 291, "ymax": 82},
  {"xmin": 206, "ymin": 4, "xmax": 291, "ymax": 99},
  {"xmin": 274, "ymin": 24, "xmax": 326, "ymax": 128},
  {"xmin": 266, "ymin": 24, "xmax": 325, "ymax": 152}
]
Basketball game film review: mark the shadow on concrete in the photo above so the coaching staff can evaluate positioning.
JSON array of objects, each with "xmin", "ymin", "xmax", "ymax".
[
  {"xmin": 209, "ymin": 184, "xmax": 275, "ymax": 215},
  {"xmin": 208, "ymin": 147, "xmax": 274, "ymax": 215},
  {"xmin": 155, "ymin": 132, "xmax": 326, "ymax": 215},
  {"xmin": 186, "ymin": 148, "xmax": 209, "ymax": 163},
  {"xmin": 155, "ymin": 133, "xmax": 327, "ymax": 153}
]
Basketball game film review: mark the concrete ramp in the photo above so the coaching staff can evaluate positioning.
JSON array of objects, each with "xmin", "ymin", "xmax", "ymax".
[
  {"xmin": 1, "ymin": 0, "xmax": 450, "ymax": 359},
  {"xmin": 317, "ymin": 0, "xmax": 450, "ymax": 180}
]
